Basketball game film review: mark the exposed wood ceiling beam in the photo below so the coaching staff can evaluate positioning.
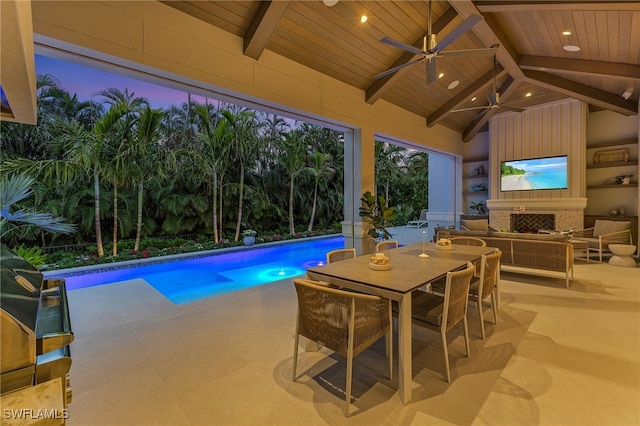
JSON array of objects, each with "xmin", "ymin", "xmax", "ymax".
[
  {"xmin": 449, "ymin": 3, "xmax": 524, "ymax": 80},
  {"xmin": 519, "ymin": 56, "xmax": 640, "ymax": 81},
  {"xmin": 427, "ymin": 65, "xmax": 504, "ymax": 127},
  {"xmin": 463, "ymin": 76, "xmax": 521, "ymax": 142},
  {"xmin": 365, "ymin": 6, "xmax": 457, "ymax": 104},
  {"xmin": 476, "ymin": 1, "xmax": 640, "ymax": 12},
  {"xmin": 243, "ymin": 1, "xmax": 290, "ymax": 60},
  {"xmin": 523, "ymin": 69, "xmax": 638, "ymax": 115},
  {"xmin": 463, "ymin": 108, "xmax": 496, "ymax": 142}
]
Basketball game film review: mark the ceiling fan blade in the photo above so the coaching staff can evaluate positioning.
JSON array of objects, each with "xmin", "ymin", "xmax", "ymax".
[
  {"xmin": 380, "ymin": 37, "xmax": 423, "ymax": 55},
  {"xmin": 432, "ymin": 14, "xmax": 483, "ymax": 53},
  {"xmin": 450, "ymin": 105, "xmax": 491, "ymax": 113},
  {"xmin": 500, "ymin": 105, "xmax": 526, "ymax": 113},
  {"xmin": 426, "ymin": 60, "xmax": 437, "ymax": 84},
  {"xmin": 438, "ymin": 47, "xmax": 498, "ymax": 58},
  {"xmin": 374, "ymin": 58, "xmax": 425, "ymax": 79}
]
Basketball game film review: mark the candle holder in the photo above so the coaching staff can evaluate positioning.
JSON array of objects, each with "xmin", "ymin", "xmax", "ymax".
[
  {"xmin": 419, "ymin": 230, "xmax": 429, "ymax": 258},
  {"xmin": 435, "ymin": 230, "xmax": 452, "ymax": 251},
  {"xmin": 369, "ymin": 246, "xmax": 391, "ymax": 270}
]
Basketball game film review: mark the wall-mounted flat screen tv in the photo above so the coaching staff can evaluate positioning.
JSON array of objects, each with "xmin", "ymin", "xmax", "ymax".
[{"xmin": 500, "ymin": 155, "xmax": 568, "ymax": 191}]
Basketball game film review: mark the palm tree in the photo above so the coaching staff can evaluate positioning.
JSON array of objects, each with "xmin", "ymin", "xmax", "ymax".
[
  {"xmin": 130, "ymin": 106, "xmax": 166, "ymax": 251},
  {"xmin": 279, "ymin": 131, "xmax": 309, "ymax": 235},
  {"xmin": 95, "ymin": 89, "xmax": 148, "ymax": 255},
  {"xmin": 192, "ymin": 104, "xmax": 230, "ymax": 243},
  {"xmin": 0, "ymin": 174, "xmax": 76, "ymax": 242},
  {"xmin": 406, "ymin": 151, "xmax": 430, "ymax": 213},
  {"xmin": 306, "ymin": 151, "xmax": 333, "ymax": 232},
  {"xmin": 55, "ymin": 101, "xmax": 135, "ymax": 256},
  {"xmin": 375, "ymin": 141, "xmax": 407, "ymax": 207},
  {"xmin": 221, "ymin": 107, "xmax": 262, "ymax": 241}
]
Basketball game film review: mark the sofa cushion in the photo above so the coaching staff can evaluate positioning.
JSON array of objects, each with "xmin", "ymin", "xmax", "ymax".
[
  {"xmin": 486, "ymin": 232, "xmax": 571, "ymax": 242},
  {"xmin": 434, "ymin": 228, "xmax": 571, "ymax": 242},
  {"xmin": 461, "ymin": 219, "xmax": 489, "ymax": 231},
  {"xmin": 593, "ymin": 220, "xmax": 631, "ymax": 237},
  {"xmin": 437, "ymin": 229, "xmax": 489, "ymax": 238}
]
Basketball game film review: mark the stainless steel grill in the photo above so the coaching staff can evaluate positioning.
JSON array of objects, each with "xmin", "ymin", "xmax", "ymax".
[{"xmin": 1, "ymin": 244, "xmax": 74, "ymax": 406}]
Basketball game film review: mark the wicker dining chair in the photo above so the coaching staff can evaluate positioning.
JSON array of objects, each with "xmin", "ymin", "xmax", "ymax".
[
  {"xmin": 375, "ymin": 240, "xmax": 399, "ymax": 252},
  {"xmin": 292, "ymin": 278, "xmax": 392, "ymax": 417},
  {"xmin": 326, "ymin": 248, "xmax": 356, "ymax": 264},
  {"xmin": 410, "ymin": 262, "xmax": 475, "ymax": 383},
  {"xmin": 450, "ymin": 236, "xmax": 487, "ymax": 247},
  {"xmin": 468, "ymin": 250, "xmax": 502, "ymax": 340}
]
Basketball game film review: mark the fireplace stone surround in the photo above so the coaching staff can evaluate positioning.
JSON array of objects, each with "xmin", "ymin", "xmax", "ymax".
[{"xmin": 487, "ymin": 199, "xmax": 587, "ymax": 232}]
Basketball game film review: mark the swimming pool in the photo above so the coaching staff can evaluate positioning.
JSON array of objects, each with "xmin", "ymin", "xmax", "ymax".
[{"xmin": 46, "ymin": 236, "xmax": 345, "ymax": 304}]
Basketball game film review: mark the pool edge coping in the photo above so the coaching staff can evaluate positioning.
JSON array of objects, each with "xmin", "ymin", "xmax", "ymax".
[{"xmin": 43, "ymin": 234, "xmax": 344, "ymax": 277}]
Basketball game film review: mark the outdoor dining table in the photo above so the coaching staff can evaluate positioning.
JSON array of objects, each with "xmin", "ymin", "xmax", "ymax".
[{"xmin": 306, "ymin": 242, "xmax": 496, "ymax": 405}]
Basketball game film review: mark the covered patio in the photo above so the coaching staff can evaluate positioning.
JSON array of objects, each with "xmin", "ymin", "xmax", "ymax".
[{"xmin": 64, "ymin": 236, "xmax": 639, "ymax": 424}]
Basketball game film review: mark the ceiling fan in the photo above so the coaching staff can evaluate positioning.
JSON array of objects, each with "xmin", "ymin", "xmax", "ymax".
[
  {"xmin": 373, "ymin": 0, "xmax": 498, "ymax": 84},
  {"xmin": 450, "ymin": 54, "xmax": 525, "ymax": 115}
]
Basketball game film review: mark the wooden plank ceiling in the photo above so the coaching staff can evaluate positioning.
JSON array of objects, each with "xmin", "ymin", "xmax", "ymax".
[{"xmin": 163, "ymin": 1, "xmax": 640, "ymax": 141}]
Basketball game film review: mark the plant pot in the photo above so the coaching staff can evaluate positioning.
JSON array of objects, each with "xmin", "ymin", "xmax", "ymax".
[{"xmin": 243, "ymin": 236, "xmax": 255, "ymax": 246}]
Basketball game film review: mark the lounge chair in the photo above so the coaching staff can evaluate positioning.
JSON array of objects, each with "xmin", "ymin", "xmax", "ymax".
[{"xmin": 407, "ymin": 209, "xmax": 428, "ymax": 228}]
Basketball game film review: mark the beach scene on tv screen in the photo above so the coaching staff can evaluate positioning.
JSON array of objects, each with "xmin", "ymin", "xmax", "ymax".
[{"xmin": 501, "ymin": 156, "xmax": 568, "ymax": 191}]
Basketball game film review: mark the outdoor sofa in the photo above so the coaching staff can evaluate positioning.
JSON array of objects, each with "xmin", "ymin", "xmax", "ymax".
[{"xmin": 434, "ymin": 226, "xmax": 574, "ymax": 287}]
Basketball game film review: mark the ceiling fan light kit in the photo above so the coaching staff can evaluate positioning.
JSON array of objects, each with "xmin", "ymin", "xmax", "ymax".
[{"xmin": 450, "ymin": 54, "xmax": 525, "ymax": 116}]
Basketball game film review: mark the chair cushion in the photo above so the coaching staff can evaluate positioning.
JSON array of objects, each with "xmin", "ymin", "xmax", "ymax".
[
  {"xmin": 593, "ymin": 220, "xmax": 631, "ymax": 237},
  {"xmin": 462, "ymin": 219, "xmax": 489, "ymax": 231},
  {"xmin": 411, "ymin": 292, "xmax": 444, "ymax": 326}
]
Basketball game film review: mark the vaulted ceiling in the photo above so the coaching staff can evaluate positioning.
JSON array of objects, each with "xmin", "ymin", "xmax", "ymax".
[{"xmin": 162, "ymin": 0, "xmax": 639, "ymax": 141}]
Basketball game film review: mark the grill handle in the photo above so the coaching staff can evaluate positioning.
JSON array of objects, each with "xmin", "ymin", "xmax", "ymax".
[{"xmin": 36, "ymin": 332, "xmax": 74, "ymax": 354}]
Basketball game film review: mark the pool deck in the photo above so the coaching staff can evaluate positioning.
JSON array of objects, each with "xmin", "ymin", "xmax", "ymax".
[{"xmin": 62, "ymin": 232, "xmax": 640, "ymax": 425}]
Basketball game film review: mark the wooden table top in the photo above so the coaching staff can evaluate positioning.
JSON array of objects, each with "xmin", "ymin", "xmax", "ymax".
[{"xmin": 306, "ymin": 242, "xmax": 495, "ymax": 295}]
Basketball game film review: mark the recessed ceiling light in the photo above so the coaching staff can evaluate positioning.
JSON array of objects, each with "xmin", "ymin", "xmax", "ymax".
[
  {"xmin": 447, "ymin": 80, "xmax": 459, "ymax": 90},
  {"xmin": 360, "ymin": 15, "xmax": 367, "ymax": 23},
  {"xmin": 562, "ymin": 31, "xmax": 571, "ymax": 36},
  {"xmin": 525, "ymin": 92, "xmax": 532, "ymax": 97},
  {"xmin": 563, "ymin": 45, "xmax": 580, "ymax": 52},
  {"xmin": 438, "ymin": 73, "xmax": 444, "ymax": 79},
  {"xmin": 471, "ymin": 96, "xmax": 477, "ymax": 102}
]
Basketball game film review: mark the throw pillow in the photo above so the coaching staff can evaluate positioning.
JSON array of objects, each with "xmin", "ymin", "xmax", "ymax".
[{"xmin": 461, "ymin": 219, "xmax": 489, "ymax": 231}]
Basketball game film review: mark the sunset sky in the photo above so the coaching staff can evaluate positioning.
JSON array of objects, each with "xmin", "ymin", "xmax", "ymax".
[{"xmin": 35, "ymin": 54, "xmax": 210, "ymax": 109}]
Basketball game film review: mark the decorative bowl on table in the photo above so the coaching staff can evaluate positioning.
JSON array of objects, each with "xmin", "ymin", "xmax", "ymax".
[
  {"xmin": 369, "ymin": 252, "xmax": 391, "ymax": 270},
  {"xmin": 435, "ymin": 238, "xmax": 452, "ymax": 251}
]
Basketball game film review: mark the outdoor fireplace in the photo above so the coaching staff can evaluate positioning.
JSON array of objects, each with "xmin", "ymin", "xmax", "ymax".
[{"xmin": 510, "ymin": 213, "xmax": 555, "ymax": 233}]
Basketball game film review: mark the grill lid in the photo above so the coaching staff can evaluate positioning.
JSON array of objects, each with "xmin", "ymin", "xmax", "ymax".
[{"xmin": 1, "ymin": 244, "xmax": 43, "ymax": 332}]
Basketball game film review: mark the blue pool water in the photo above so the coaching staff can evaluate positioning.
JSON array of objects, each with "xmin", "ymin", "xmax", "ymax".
[{"xmin": 47, "ymin": 236, "xmax": 345, "ymax": 304}]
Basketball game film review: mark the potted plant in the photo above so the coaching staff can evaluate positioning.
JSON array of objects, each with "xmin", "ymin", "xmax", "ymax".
[
  {"xmin": 242, "ymin": 229, "xmax": 257, "ymax": 245},
  {"xmin": 616, "ymin": 174, "xmax": 634, "ymax": 184},
  {"xmin": 359, "ymin": 191, "xmax": 396, "ymax": 241},
  {"xmin": 470, "ymin": 201, "xmax": 486, "ymax": 214},
  {"xmin": 470, "ymin": 182, "xmax": 487, "ymax": 192}
]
